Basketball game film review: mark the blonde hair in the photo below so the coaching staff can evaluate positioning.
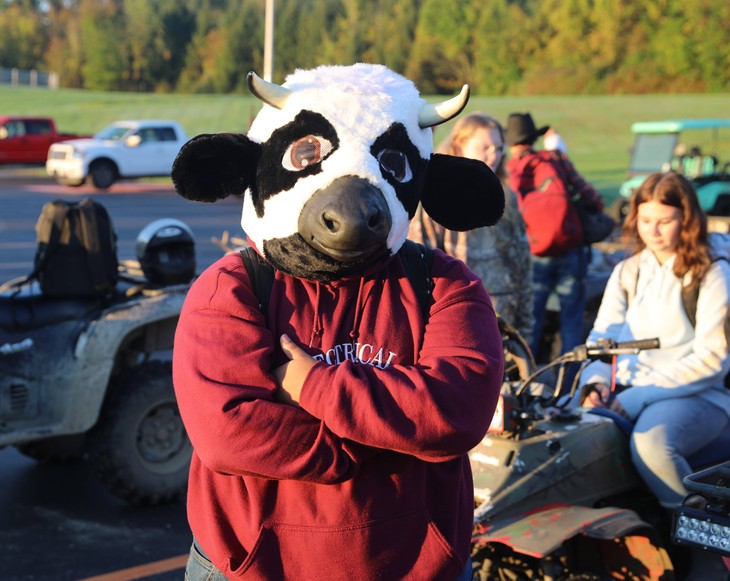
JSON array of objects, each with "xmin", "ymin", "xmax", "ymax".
[{"xmin": 435, "ymin": 112, "xmax": 506, "ymax": 180}]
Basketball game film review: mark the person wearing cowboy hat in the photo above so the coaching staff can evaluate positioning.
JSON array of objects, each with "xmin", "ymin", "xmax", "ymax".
[
  {"xmin": 505, "ymin": 112, "xmax": 549, "ymax": 147},
  {"xmin": 505, "ymin": 112, "xmax": 605, "ymax": 360}
]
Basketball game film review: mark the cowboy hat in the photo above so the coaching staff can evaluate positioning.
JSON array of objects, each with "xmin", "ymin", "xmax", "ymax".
[{"xmin": 505, "ymin": 113, "xmax": 549, "ymax": 146}]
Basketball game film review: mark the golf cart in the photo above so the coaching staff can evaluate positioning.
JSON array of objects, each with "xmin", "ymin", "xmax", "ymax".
[{"xmin": 613, "ymin": 119, "xmax": 730, "ymax": 221}]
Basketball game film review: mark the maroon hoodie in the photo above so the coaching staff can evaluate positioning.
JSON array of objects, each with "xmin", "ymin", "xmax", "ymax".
[{"xmin": 173, "ymin": 249, "xmax": 503, "ymax": 580}]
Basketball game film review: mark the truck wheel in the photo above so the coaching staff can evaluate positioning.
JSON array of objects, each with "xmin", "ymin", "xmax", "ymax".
[
  {"xmin": 89, "ymin": 159, "xmax": 117, "ymax": 189},
  {"xmin": 16, "ymin": 434, "xmax": 86, "ymax": 464},
  {"xmin": 88, "ymin": 362, "xmax": 192, "ymax": 506}
]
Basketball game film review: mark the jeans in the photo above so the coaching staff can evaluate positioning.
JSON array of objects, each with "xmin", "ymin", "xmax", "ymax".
[
  {"xmin": 185, "ymin": 539, "xmax": 474, "ymax": 581},
  {"xmin": 456, "ymin": 559, "xmax": 473, "ymax": 581},
  {"xmin": 185, "ymin": 541, "xmax": 228, "ymax": 581},
  {"xmin": 530, "ymin": 247, "xmax": 588, "ymax": 356},
  {"xmin": 631, "ymin": 396, "xmax": 730, "ymax": 508}
]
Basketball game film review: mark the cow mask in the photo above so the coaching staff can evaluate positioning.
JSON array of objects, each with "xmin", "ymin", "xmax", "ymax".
[{"xmin": 172, "ymin": 64, "xmax": 504, "ymax": 282}]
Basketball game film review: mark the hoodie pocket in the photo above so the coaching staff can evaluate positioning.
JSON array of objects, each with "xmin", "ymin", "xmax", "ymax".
[{"xmin": 230, "ymin": 509, "xmax": 462, "ymax": 580}]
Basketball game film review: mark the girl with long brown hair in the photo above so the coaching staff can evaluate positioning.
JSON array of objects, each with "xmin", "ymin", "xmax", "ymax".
[{"xmin": 580, "ymin": 171, "xmax": 730, "ymax": 508}]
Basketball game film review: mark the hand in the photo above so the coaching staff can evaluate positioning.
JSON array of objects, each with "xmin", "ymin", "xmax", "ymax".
[
  {"xmin": 582, "ymin": 383, "xmax": 611, "ymax": 409},
  {"xmin": 274, "ymin": 334, "xmax": 316, "ymax": 406}
]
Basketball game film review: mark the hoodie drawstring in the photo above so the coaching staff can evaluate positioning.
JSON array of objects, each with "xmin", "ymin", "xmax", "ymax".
[
  {"xmin": 349, "ymin": 276, "xmax": 366, "ymax": 347},
  {"xmin": 309, "ymin": 281, "xmax": 323, "ymax": 349}
]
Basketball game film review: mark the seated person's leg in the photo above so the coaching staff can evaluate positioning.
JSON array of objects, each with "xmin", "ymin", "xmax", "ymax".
[{"xmin": 630, "ymin": 397, "xmax": 729, "ymax": 508}]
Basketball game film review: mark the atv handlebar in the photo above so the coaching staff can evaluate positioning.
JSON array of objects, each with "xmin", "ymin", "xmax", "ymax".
[
  {"xmin": 566, "ymin": 338, "xmax": 661, "ymax": 363},
  {"xmin": 515, "ymin": 337, "xmax": 660, "ymax": 398}
]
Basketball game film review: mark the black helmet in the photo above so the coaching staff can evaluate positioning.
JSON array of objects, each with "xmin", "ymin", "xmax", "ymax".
[{"xmin": 136, "ymin": 218, "xmax": 196, "ymax": 284}]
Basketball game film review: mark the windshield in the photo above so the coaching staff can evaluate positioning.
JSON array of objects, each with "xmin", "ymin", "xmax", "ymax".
[
  {"xmin": 94, "ymin": 125, "xmax": 132, "ymax": 141},
  {"xmin": 629, "ymin": 133, "xmax": 678, "ymax": 175}
]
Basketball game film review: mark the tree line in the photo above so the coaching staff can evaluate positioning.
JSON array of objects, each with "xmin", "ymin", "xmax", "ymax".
[{"xmin": 1, "ymin": 0, "xmax": 728, "ymax": 95}]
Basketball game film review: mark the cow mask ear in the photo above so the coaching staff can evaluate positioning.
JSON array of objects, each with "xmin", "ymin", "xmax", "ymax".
[
  {"xmin": 420, "ymin": 154, "xmax": 505, "ymax": 231},
  {"xmin": 172, "ymin": 133, "xmax": 261, "ymax": 202}
]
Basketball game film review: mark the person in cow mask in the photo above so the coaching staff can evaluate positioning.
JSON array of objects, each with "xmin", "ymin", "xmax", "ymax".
[{"xmin": 171, "ymin": 63, "xmax": 505, "ymax": 581}]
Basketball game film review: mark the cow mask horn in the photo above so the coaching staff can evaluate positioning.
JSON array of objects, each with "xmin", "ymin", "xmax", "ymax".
[
  {"xmin": 172, "ymin": 64, "xmax": 504, "ymax": 282},
  {"xmin": 247, "ymin": 71, "xmax": 469, "ymax": 128}
]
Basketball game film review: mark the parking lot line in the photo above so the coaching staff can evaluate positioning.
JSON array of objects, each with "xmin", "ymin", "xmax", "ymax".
[{"xmin": 75, "ymin": 554, "xmax": 188, "ymax": 581}]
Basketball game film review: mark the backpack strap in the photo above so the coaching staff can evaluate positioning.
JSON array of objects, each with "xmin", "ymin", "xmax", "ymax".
[
  {"xmin": 239, "ymin": 247, "xmax": 276, "ymax": 319},
  {"xmin": 618, "ymin": 254, "xmax": 641, "ymax": 307},
  {"xmin": 398, "ymin": 239, "xmax": 434, "ymax": 324},
  {"xmin": 621, "ymin": 254, "xmax": 730, "ymax": 331},
  {"xmin": 239, "ymin": 241, "xmax": 435, "ymax": 324}
]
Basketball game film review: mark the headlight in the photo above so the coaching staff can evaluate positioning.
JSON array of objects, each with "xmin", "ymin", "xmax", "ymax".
[
  {"xmin": 673, "ymin": 461, "xmax": 730, "ymax": 558},
  {"xmin": 673, "ymin": 505, "xmax": 730, "ymax": 556},
  {"xmin": 71, "ymin": 148, "xmax": 83, "ymax": 159}
]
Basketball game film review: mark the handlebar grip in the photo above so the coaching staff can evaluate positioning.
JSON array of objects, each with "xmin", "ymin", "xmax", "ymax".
[{"xmin": 615, "ymin": 338, "xmax": 660, "ymax": 351}]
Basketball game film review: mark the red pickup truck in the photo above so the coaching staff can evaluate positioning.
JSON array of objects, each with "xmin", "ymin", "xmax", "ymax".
[{"xmin": 0, "ymin": 116, "xmax": 90, "ymax": 165}]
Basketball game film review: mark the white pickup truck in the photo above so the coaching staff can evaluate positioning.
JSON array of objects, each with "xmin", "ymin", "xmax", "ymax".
[{"xmin": 46, "ymin": 119, "xmax": 188, "ymax": 189}]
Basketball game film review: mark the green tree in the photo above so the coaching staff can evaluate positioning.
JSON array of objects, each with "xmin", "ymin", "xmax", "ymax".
[
  {"xmin": 79, "ymin": 0, "xmax": 129, "ymax": 91},
  {"xmin": 0, "ymin": 0, "xmax": 48, "ymax": 69},
  {"xmin": 44, "ymin": 0, "xmax": 84, "ymax": 88},
  {"xmin": 691, "ymin": 0, "xmax": 730, "ymax": 92},
  {"xmin": 471, "ymin": 0, "xmax": 527, "ymax": 95},
  {"xmin": 319, "ymin": 0, "xmax": 368, "ymax": 66},
  {"xmin": 276, "ymin": 0, "xmax": 341, "ymax": 80},
  {"xmin": 407, "ymin": 0, "xmax": 481, "ymax": 93},
  {"xmin": 363, "ymin": 0, "xmax": 422, "ymax": 74}
]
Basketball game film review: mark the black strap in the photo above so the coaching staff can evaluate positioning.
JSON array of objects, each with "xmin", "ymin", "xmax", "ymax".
[
  {"xmin": 78, "ymin": 200, "xmax": 109, "ymax": 293},
  {"xmin": 239, "ymin": 247, "xmax": 276, "ymax": 319},
  {"xmin": 239, "ymin": 241, "xmax": 434, "ymax": 323},
  {"xmin": 32, "ymin": 201, "xmax": 70, "ymax": 279},
  {"xmin": 398, "ymin": 240, "xmax": 434, "ymax": 323}
]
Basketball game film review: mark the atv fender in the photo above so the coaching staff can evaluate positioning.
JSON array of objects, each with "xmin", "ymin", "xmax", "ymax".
[{"xmin": 472, "ymin": 504, "xmax": 650, "ymax": 558}]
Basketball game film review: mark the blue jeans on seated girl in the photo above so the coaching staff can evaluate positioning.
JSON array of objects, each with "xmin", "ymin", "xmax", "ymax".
[{"xmin": 630, "ymin": 395, "xmax": 730, "ymax": 508}]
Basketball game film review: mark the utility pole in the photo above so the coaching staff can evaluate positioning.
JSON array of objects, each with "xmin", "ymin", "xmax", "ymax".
[{"xmin": 263, "ymin": 0, "xmax": 275, "ymax": 81}]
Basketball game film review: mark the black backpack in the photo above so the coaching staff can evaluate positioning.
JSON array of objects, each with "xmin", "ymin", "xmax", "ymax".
[
  {"xmin": 239, "ymin": 240, "xmax": 434, "ymax": 322},
  {"xmin": 32, "ymin": 198, "xmax": 119, "ymax": 298}
]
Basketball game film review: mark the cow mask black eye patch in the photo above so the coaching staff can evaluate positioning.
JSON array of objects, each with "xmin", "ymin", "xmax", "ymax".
[
  {"xmin": 253, "ymin": 111, "xmax": 339, "ymax": 217},
  {"xmin": 370, "ymin": 123, "xmax": 425, "ymax": 218}
]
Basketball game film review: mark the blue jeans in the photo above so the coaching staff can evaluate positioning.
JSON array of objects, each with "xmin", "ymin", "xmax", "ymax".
[
  {"xmin": 185, "ymin": 539, "xmax": 473, "ymax": 580},
  {"xmin": 456, "ymin": 559, "xmax": 473, "ymax": 581},
  {"xmin": 530, "ymin": 247, "xmax": 588, "ymax": 356},
  {"xmin": 631, "ymin": 396, "xmax": 730, "ymax": 508},
  {"xmin": 185, "ymin": 541, "xmax": 227, "ymax": 581}
]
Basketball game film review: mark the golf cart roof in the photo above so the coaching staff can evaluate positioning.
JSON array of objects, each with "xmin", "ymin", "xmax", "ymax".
[{"xmin": 631, "ymin": 119, "xmax": 730, "ymax": 133}]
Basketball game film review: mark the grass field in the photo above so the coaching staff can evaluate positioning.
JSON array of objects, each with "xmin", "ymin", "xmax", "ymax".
[{"xmin": 3, "ymin": 85, "xmax": 729, "ymax": 205}]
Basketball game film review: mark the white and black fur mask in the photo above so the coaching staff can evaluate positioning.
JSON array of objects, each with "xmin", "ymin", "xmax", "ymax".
[{"xmin": 172, "ymin": 64, "xmax": 504, "ymax": 282}]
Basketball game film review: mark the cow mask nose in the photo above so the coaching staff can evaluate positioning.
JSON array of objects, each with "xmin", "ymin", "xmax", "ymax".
[{"xmin": 299, "ymin": 176, "xmax": 392, "ymax": 262}]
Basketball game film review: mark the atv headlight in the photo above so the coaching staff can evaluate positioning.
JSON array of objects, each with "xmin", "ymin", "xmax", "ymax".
[
  {"xmin": 673, "ymin": 461, "xmax": 730, "ymax": 558},
  {"xmin": 673, "ymin": 506, "xmax": 730, "ymax": 556}
]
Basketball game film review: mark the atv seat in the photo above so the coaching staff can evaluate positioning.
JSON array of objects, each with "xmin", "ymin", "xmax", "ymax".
[
  {"xmin": 587, "ymin": 407, "xmax": 730, "ymax": 470},
  {"xmin": 0, "ymin": 293, "xmax": 104, "ymax": 331}
]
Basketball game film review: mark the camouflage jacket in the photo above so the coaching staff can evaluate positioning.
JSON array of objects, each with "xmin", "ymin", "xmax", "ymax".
[{"xmin": 408, "ymin": 183, "xmax": 534, "ymax": 343}]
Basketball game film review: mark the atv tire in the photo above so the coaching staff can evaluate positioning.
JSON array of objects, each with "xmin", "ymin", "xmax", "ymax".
[
  {"xmin": 472, "ymin": 531, "xmax": 674, "ymax": 581},
  {"xmin": 16, "ymin": 434, "xmax": 86, "ymax": 464},
  {"xmin": 88, "ymin": 362, "xmax": 191, "ymax": 505}
]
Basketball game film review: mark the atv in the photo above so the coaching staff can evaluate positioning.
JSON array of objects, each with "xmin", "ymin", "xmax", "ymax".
[
  {"xmin": 470, "ymin": 338, "xmax": 730, "ymax": 580},
  {"xmin": 0, "ymin": 225, "xmax": 195, "ymax": 506}
]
